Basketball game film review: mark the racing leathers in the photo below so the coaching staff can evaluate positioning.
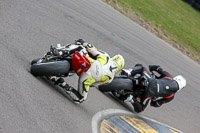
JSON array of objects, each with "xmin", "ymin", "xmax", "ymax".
[
  {"xmin": 53, "ymin": 41, "xmax": 118, "ymax": 103},
  {"xmin": 121, "ymin": 64, "xmax": 179, "ymax": 113}
]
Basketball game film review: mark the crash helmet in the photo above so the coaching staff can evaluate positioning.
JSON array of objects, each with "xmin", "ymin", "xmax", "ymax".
[
  {"xmin": 110, "ymin": 54, "xmax": 125, "ymax": 73},
  {"xmin": 173, "ymin": 75, "xmax": 186, "ymax": 91}
]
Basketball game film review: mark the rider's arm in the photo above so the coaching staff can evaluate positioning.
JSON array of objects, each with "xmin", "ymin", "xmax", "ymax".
[
  {"xmin": 75, "ymin": 39, "xmax": 109, "ymax": 58},
  {"xmin": 121, "ymin": 64, "xmax": 150, "ymax": 77},
  {"xmin": 127, "ymin": 64, "xmax": 146, "ymax": 75},
  {"xmin": 131, "ymin": 64, "xmax": 152, "ymax": 79},
  {"xmin": 149, "ymin": 65, "xmax": 172, "ymax": 78},
  {"xmin": 131, "ymin": 65, "xmax": 143, "ymax": 75},
  {"xmin": 157, "ymin": 68, "xmax": 172, "ymax": 78},
  {"xmin": 64, "ymin": 46, "xmax": 83, "ymax": 56},
  {"xmin": 83, "ymin": 43, "xmax": 109, "ymax": 58},
  {"xmin": 60, "ymin": 46, "xmax": 84, "ymax": 56},
  {"xmin": 68, "ymin": 46, "xmax": 83, "ymax": 55},
  {"xmin": 150, "ymin": 94, "xmax": 174, "ymax": 107}
]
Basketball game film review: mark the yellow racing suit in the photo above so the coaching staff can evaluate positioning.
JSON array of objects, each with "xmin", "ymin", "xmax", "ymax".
[{"xmin": 68, "ymin": 43, "xmax": 116, "ymax": 103}]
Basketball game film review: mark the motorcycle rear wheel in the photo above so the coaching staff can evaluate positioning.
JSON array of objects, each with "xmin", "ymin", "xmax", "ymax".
[
  {"xmin": 30, "ymin": 61, "xmax": 70, "ymax": 76},
  {"xmin": 31, "ymin": 58, "xmax": 41, "ymax": 65}
]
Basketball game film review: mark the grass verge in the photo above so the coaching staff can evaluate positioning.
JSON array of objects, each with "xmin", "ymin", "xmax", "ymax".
[{"xmin": 103, "ymin": 0, "xmax": 200, "ymax": 64}]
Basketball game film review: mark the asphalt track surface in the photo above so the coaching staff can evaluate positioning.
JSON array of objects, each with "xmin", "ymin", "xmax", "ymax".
[{"xmin": 0, "ymin": 0, "xmax": 200, "ymax": 133}]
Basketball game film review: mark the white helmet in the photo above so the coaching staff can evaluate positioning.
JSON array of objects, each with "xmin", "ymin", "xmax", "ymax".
[
  {"xmin": 111, "ymin": 54, "xmax": 125, "ymax": 73},
  {"xmin": 173, "ymin": 75, "xmax": 186, "ymax": 91}
]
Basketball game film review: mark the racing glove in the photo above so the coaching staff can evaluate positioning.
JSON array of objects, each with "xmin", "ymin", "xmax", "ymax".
[
  {"xmin": 75, "ymin": 39, "xmax": 85, "ymax": 45},
  {"xmin": 75, "ymin": 39, "xmax": 92, "ymax": 48},
  {"xmin": 149, "ymin": 65, "xmax": 161, "ymax": 72},
  {"xmin": 120, "ymin": 69, "xmax": 132, "ymax": 77}
]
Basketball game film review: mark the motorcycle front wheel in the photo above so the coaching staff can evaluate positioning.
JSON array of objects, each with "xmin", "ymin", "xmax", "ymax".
[{"xmin": 99, "ymin": 77, "xmax": 133, "ymax": 92}]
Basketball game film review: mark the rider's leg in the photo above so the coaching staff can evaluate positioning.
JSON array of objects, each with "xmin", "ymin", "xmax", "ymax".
[
  {"xmin": 55, "ymin": 72, "xmax": 95, "ymax": 103},
  {"xmin": 66, "ymin": 71, "xmax": 96, "ymax": 103},
  {"xmin": 52, "ymin": 70, "xmax": 96, "ymax": 103},
  {"xmin": 78, "ymin": 72, "xmax": 96, "ymax": 101},
  {"xmin": 54, "ymin": 77, "xmax": 84, "ymax": 103}
]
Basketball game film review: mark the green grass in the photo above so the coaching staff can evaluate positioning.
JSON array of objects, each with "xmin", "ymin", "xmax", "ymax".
[{"xmin": 106, "ymin": 0, "xmax": 200, "ymax": 63}]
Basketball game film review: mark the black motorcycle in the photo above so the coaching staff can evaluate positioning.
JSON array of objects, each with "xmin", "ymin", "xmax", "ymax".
[{"xmin": 98, "ymin": 73, "xmax": 156, "ymax": 104}]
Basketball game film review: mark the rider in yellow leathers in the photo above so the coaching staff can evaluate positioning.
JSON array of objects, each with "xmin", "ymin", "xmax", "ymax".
[{"xmin": 51, "ymin": 39, "xmax": 125, "ymax": 103}]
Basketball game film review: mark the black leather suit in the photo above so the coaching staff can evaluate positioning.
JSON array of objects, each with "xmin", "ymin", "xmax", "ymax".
[{"xmin": 130, "ymin": 64, "xmax": 179, "ymax": 113}]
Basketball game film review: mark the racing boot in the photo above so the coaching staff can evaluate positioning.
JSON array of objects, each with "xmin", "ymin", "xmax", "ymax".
[
  {"xmin": 124, "ymin": 95, "xmax": 134, "ymax": 103},
  {"xmin": 54, "ymin": 77, "xmax": 65, "ymax": 85},
  {"xmin": 68, "ymin": 88, "xmax": 85, "ymax": 104},
  {"xmin": 61, "ymin": 82, "xmax": 73, "ymax": 94},
  {"xmin": 54, "ymin": 78, "xmax": 71, "ymax": 94},
  {"xmin": 55, "ymin": 78, "xmax": 84, "ymax": 103},
  {"xmin": 47, "ymin": 76, "xmax": 57, "ymax": 82}
]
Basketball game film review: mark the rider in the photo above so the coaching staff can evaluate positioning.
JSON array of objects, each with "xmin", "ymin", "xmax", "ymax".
[
  {"xmin": 121, "ymin": 64, "xmax": 186, "ymax": 113},
  {"xmin": 50, "ymin": 39, "xmax": 125, "ymax": 103}
]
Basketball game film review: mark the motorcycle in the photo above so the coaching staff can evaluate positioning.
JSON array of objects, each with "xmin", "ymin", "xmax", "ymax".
[
  {"xmin": 98, "ymin": 73, "xmax": 156, "ymax": 107},
  {"xmin": 30, "ymin": 43, "xmax": 91, "ymax": 78}
]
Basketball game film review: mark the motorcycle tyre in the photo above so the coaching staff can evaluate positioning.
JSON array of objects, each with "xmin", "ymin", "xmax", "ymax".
[
  {"xmin": 31, "ymin": 58, "xmax": 41, "ymax": 65},
  {"xmin": 31, "ymin": 61, "xmax": 70, "ymax": 76},
  {"xmin": 99, "ymin": 77, "xmax": 133, "ymax": 92}
]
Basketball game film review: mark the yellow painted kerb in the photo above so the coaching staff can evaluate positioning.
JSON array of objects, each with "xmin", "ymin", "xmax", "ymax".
[
  {"xmin": 100, "ymin": 120, "xmax": 122, "ymax": 133},
  {"xmin": 120, "ymin": 116, "xmax": 158, "ymax": 133}
]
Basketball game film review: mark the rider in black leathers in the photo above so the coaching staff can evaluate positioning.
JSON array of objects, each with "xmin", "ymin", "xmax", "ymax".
[{"xmin": 121, "ymin": 64, "xmax": 186, "ymax": 113}]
